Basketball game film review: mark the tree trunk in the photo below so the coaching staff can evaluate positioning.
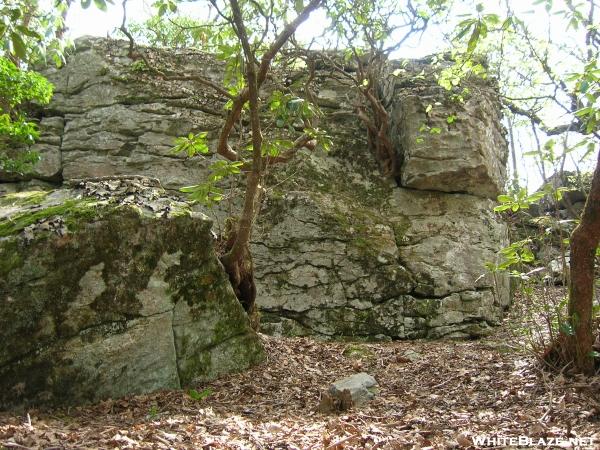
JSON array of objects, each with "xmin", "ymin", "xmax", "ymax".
[
  {"xmin": 566, "ymin": 149, "xmax": 600, "ymax": 375},
  {"xmin": 218, "ymin": 0, "xmax": 265, "ymax": 329},
  {"xmin": 217, "ymin": 0, "xmax": 322, "ymax": 329},
  {"xmin": 220, "ymin": 168, "xmax": 262, "ymax": 329}
]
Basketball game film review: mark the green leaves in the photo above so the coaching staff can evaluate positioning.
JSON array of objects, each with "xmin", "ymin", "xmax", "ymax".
[
  {"xmin": 453, "ymin": 8, "xmax": 505, "ymax": 58},
  {"xmin": 487, "ymin": 239, "xmax": 536, "ymax": 273},
  {"xmin": 10, "ymin": 32, "xmax": 26, "ymax": 60},
  {"xmin": 171, "ymin": 132, "xmax": 210, "ymax": 157},
  {"xmin": 269, "ymin": 91, "xmax": 319, "ymax": 132},
  {"xmin": 0, "ymin": 56, "xmax": 53, "ymax": 175},
  {"xmin": 455, "ymin": 18, "xmax": 476, "ymax": 41},
  {"xmin": 93, "ymin": 0, "xmax": 108, "ymax": 11},
  {"xmin": 262, "ymin": 139, "xmax": 292, "ymax": 157},
  {"xmin": 494, "ymin": 188, "xmax": 544, "ymax": 212},
  {"xmin": 304, "ymin": 127, "xmax": 333, "ymax": 152},
  {"xmin": 171, "ymin": 132, "xmax": 243, "ymax": 205},
  {"xmin": 188, "ymin": 388, "xmax": 212, "ymax": 402},
  {"xmin": 417, "ymin": 119, "xmax": 443, "ymax": 138},
  {"xmin": 0, "ymin": 148, "xmax": 40, "ymax": 174},
  {"xmin": 81, "ymin": 0, "xmax": 113, "ymax": 11},
  {"xmin": 559, "ymin": 322, "xmax": 575, "ymax": 337},
  {"xmin": 437, "ymin": 56, "xmax": 486, "ymax": 92},
  {"xmin": 15, "ymin": 25, "xmax": 40, "ymax": 39},
  {"xmin": 494, "ymin": 182, "xmax": 577, "ymax": 215},
  {"xmin": 128, "ymin": 15, "xmax": 207, "ymax": 49},
  {"xmin": 180, "ymin": 160, "xmax": 243, "ymax": 207},
  {"xmin": 0, "ymin": 113, "xmax": 39, "ymax": 144},
  {"xmin": 153, "ymin": 0, "xmax": 178, "ymax": 16},
  {"xmin": 0, "ymin": 0, "xmax": 71, "ymax": 64},
  {"xmin": 466, "ymin": 22, "xmax": 481, "ymax": 54}
]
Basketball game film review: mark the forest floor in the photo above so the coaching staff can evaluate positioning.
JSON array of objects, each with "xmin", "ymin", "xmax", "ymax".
[{"xmin": 1, "ymin": 289, "xmax": 600, "ymax": 449}]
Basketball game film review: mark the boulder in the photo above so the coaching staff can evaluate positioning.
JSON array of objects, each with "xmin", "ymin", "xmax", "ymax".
[
  {"xmin": 318, "ymin": 373, "xmax": 378, "ymax": 412},
  {"xmin": 0, "ymin": 177, "xmax": 263, "ymax": 408},
  {"xmin": 383, "ymin": 60, "xmax": 508, "ymax": 199}
]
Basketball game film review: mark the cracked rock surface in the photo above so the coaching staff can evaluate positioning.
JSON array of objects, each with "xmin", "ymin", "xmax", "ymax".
[
  {"xmin": 2, "ymin": 37, "xmax": 511, "ymax": 341},
  {"xmin": 0, "ymin": 178, "xmax": 263, "ymax": 408}
]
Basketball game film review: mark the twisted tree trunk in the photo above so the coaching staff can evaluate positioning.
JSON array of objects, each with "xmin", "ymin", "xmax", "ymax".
[
  {"xmin": 566, "ymin": 149, "xmax": 600, "ymax": 375},
  {"xmin": 218, "ymin": 0, "xmax": 323, "ymax": 329}
]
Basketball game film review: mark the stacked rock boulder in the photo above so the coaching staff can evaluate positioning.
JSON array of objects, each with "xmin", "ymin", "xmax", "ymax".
[{"xmin": 2, "ymin": 36, "xmax": 510, "ymax": 343}]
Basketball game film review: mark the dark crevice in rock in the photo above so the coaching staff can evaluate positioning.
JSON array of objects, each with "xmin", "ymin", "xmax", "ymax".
[
  {"xmin": 408, "ymin": 286, "xmax": 495, "ymax": 301},
  {"xmin": 0, "ymin": 310, "xmax": 173, "ymax": 371},
  {"xmin": 166, "ymin": 101, "xmax": 224, "ymax": 116},
  {"xmin": 390, "ymin": 184, "xmax": 491, "ymax": 200},
  {"xmin": 170, "ymin": 309, "xmax": 184, "ymax": 387},
  {"xmin": 262, "ymin": 309, "xmax": 333, "ymax": 337}
]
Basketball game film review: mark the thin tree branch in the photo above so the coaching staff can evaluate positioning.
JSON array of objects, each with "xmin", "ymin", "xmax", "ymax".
[
  {"xmin": 214, "ymin": 0, "xmax": 323, "ymax": 160},
  {"xmin": 503, "ymin": 99, "xmax": 580, "ymax": 136},
  {"xmin": 118, "ymin": 2, "xmax": 234, "ymax": 101}
]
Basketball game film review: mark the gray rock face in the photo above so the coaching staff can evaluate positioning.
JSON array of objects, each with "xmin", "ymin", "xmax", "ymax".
[
  {"xmin": 0, "ymin": 178, "xmax": 263, "ymax": 408},
  {"xmin": 5, "ymin": 37, "xmax": 510, "ymax": 340},
  {"xmin": 23, "ymin": 36, "xmax": 225, "ymax": 189},
  {"xmin": 389, "ymin": 86, "xmax": 507, "ymax": 198},
  {"xmin": 375, "ymin": 60, "xmax": 508, "ymax": 197}
]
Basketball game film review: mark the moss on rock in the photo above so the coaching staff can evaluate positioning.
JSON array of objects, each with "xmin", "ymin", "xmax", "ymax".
[{"xmin": 0, "ymin": 181, "xmax": 263, "ymax": 409}]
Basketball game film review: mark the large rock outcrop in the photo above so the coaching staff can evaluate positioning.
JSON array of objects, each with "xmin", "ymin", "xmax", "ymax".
[
  {"xmin": 2, "ymin": 36, "xmax": 510, "ymax": 340},
  {"xmin": 0, "ymin": 177, "xmax": 263, "ymax": 408}
]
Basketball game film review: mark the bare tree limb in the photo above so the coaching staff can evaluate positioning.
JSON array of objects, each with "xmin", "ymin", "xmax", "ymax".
[{"xmin": 503, "ymin": 99, "xmax": 580, "ymax": 136}]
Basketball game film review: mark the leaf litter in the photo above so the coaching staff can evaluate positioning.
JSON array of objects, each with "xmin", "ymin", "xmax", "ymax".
[{"xmin": 1, "ymin": 307, "xmax": 600, "ymax": 449}]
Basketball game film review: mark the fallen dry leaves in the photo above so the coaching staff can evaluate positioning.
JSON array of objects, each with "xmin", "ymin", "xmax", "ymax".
[{"xmin": 1, "ymin": 311, "xmax": 600, "ymax": 449}]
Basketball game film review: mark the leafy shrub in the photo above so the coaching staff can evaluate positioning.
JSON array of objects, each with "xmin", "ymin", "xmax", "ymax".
[
  {"xmin": 488, "ymin": 181, "xmax": 599, "ymax": 369},
  {"xmin": 0, "ymin": 56, "xmax": 53, "ymax": 174}
]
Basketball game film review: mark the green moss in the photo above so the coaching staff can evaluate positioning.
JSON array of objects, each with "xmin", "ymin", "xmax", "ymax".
[
  {"xmin": 0, "ymin": 190, "xmax": 51, "ymax": 208},
  {"xmin": 319, "ymin": 201, "xmax": 393, "ymax": 263},
  {"xmin": 0, "ymin": 199, "xmax": 101, "ymax": 237},
  {"xmin": 272, "ymin": 154, "xmax": 392, "ymax": 209},
  {"xmin": 167, "ymin": 205, "xmax": 192, "ymax": 218},
  {"xmin": 404, "ymin": 297, "xmax": 439, "ymax": 318},
  {"xmin": 63, "ymin": 202, "xmax": 106, "ymax": 231},
  {"xmin": 342, "ymin": 343, "xmax": 376, "ymax": 360},
  {"xmin": 262, "ymin": 196, "xmax": 288, "ymax": 226},
  {"xmin": 180, "ymin": 349, "xmax": 213, "ymax": 383},
  {"xmin": 1, "ymin": 194, "xmax": 266, "ymax": 406},
  {"xmin": 211, "ymin": 302, "xmax": 250, "ymax": 344},
  {"xmin": 391, "ymin": 218, "xmax": 411, "ymax": 246}
]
